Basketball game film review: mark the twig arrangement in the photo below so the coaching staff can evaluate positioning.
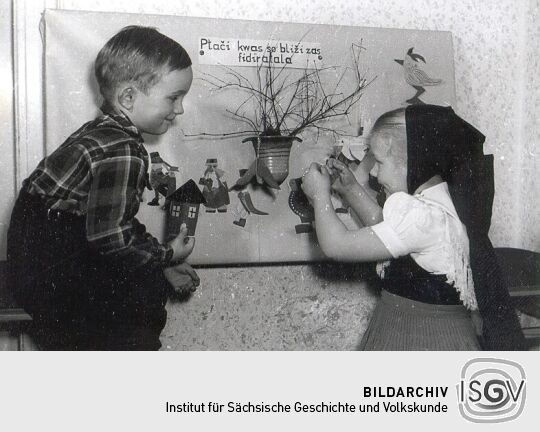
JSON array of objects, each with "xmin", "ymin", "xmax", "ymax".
[{"xmin": 194, "ymin": 42, "xmax": 374, "ymax": 139}]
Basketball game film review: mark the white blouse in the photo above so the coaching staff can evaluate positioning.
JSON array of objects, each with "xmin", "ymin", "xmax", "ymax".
[{"xmin": 371, "ymin": 182, "xmax": 478, "ymax": 310}]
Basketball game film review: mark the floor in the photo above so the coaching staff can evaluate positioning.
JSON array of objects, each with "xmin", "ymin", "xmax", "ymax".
[{"xmin": 161, "ymin": 262, "xmax": 378, "ymax": 350}]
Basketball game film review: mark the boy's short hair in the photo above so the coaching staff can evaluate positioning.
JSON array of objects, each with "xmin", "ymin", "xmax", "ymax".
[{"xmin": 95, "ymin": 25, "xmax": 192, "ymax": 101}]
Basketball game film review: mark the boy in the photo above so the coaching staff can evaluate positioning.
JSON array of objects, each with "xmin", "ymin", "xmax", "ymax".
[{"xmin": 7, "ymin": 26, "xmax": 197, "ymax": 350}]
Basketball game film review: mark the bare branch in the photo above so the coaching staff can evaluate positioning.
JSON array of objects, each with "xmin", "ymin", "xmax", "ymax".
[{"xmin": 192, "ymin": 40, "xmax": 375, "ymax": 139}]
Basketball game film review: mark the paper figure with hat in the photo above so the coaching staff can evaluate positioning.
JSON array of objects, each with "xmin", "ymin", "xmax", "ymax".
[
  {"xmin": 148, "ymin": 152, "xmax": 179, "ymax": 206},
  {"xmin": 199, "ymin": 158, "xmax": 230, "ymax": 213},
  {"xmin": 166, "ymin": 179, "xmax": 206, "ymax": 239}
]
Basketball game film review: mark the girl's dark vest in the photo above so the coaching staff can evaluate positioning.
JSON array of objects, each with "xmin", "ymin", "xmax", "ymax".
[{"xmin": 382, "ymin": 256, "xmax": 461, "ymax": 305}]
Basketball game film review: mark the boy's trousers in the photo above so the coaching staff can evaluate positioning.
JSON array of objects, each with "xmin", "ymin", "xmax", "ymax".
[{"xmin": 6, "ymin": 191, "xmax": 169, "ymax": 350}]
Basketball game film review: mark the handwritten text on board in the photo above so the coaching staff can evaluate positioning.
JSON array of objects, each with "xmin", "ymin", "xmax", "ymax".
[{"xmin": 198, "ymin": 37, "xmax": 323, "ymax": 68}]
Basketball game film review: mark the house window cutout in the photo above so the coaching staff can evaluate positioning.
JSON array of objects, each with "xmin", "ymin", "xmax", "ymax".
[
  {"xmin": 171, "ymin": 205, "xmax": 181, "ymax": 217},
  {"xmin": 188, "ymin": 206, "xmax": 197, "ymax": 218}
]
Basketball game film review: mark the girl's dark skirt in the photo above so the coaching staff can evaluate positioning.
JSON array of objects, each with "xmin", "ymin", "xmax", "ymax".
[
  {"xmin": 359, "ymin": 290, "xmax": 480, "ymax": 351},
  {"xmin": 6, "ymin": 191, "xmax": 168, "ymax": 350}
]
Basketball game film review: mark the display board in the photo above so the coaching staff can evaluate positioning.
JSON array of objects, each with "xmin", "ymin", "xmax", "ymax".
[{"xmin": 44, "ymin": 9, "xmax": 456, "ymax": 265}]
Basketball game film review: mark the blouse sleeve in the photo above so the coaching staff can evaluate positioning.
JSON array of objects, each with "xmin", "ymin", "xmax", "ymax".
[{"xmin": 370, "ymin": 192, "xmax": 445, "ymax": 258}]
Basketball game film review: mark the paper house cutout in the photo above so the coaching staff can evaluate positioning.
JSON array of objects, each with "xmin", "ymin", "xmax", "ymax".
[{"xmin": 166, "ymin": 179, "xmax": 206, "ymax": 238}]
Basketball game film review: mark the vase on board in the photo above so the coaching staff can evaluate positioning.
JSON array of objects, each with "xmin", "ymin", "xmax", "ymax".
[{"xmin": 236, "ymin": 135, "xmax": 302, "ymax": 189}]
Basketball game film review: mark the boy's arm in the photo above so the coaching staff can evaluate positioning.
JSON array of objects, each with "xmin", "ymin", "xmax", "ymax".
[
  {"xmin": 302, "ymin": 163, "xmax": 392, "ymax": 262},
  {"xmin": 86, "ymin": 150, "xmax": 173, "ymax": 269}
]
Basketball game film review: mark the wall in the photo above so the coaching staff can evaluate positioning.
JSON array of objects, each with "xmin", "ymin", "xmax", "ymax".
[
  {"xmin": 519, "ymin": 0, "xmax": 540, "ymax": 251},
  {"xmin": 0, "ymin": 1, "xmax": 15, "ymax": 257},
  {"xmin": 2, "ymin": 0, "xmax": 538, "ymax": 350}
]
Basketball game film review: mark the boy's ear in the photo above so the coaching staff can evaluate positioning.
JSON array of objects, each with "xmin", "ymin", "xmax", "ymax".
[{"xmin": 117, "ymin": 86, "xmax": 137, "ymax": 111}]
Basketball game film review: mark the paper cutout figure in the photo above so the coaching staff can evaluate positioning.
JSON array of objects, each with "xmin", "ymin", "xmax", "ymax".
[
  {"xmin": 327, "ymin": 127, "xmax": 367, "ymax": 214},
  {"xmin": 394, "ymin": 47, "xmax": 443, "ymax": 105},
  {"xmin": 199, "ymin": 158, "xmax": 230, "ymax": 212},
  {"xmin": 232, "ymin": 200, "xmax": 250, "ymax": 228},
  {"xmin": 148, "ymin": 152, "xmax": 179, "ymax": 206},
  {"xmin": 166, "ymin": 179, "xmax": 206, "ymax": 238},
  {"xmin": 238, "ymin": 191, "xmax": 268, "ymax": 215},
  {"xmin": 334, "ymin": 137, "xmax": 367, "ymax": 166},
  {"xmin": 232, "ymin": 191, "xmax": 269, "ymax": 228},
  {"xmin": 288, "ymin": 177, "xmax": 314, "ymax": 234}
]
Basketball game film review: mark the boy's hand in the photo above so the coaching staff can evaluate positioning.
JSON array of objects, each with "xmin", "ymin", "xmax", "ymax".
[
  {"xmin": 163, "ymin": 262, "xmax": 200, "ymax": 297},
  {"xmin": 168, "ymin": 223, "xmax": 195, "ymax": 262},
  {"xmin": 327, "ymin": 158, "xmax": 359, "ymax": 196},
  {"xmin": 301, "ymin": 162, "xmax": 331, "ymax": 203}
]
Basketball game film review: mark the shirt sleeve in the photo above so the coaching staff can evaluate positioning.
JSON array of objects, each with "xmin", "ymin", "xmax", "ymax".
[
  {"xmin": 370, "ymin": 192, "xmax": 443, "ymax": 258},
  {"xmin": 86, "ymin": 145, "xmax": 173, "ymax": 268}
]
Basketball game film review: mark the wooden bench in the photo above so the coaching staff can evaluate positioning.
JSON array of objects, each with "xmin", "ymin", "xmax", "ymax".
[{"xmin": 0, "ymin": 262, "xmax": 33, "ymax": 350}]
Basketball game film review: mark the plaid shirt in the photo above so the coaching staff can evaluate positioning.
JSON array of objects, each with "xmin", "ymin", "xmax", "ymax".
[{"xmin": 23, "ymin": 104, "xmax": 173, "ymax": 268}]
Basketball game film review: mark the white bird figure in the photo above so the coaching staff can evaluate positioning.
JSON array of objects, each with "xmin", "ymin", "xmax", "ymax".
[{"xmin": 394, "ymin": 47, "xmax": 443, "ymax": 104}]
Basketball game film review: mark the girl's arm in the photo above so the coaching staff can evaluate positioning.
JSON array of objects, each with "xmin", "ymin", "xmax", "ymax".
[
  {"xmin": 327, "ymin": 157, "xmax": 383, "ymax": 226},
  {"xmin": 338, "ymin": 182, "xmax": 383, "ymax": 226},
  {"xmin": 302, "ymin": 163, "xmax": 392, "ymax": 262}
]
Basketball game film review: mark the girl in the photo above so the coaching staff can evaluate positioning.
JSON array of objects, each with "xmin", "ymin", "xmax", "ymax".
[{"xmin": 302, "ymin": 105, "xmax": 525, "ymax": 350}]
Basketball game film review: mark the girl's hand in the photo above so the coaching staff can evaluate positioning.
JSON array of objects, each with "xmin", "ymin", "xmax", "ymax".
[
  {"xmin": 301, "ymin": 162, "xmax": 331, "ymax": 203},
  {"xmin": 327, "ymin": 158, "xmax": 359, "ymax": 196},
  {"xmin": 168, "ymin": 223, "xmax": 195, "ymax": 262}
]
